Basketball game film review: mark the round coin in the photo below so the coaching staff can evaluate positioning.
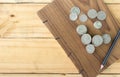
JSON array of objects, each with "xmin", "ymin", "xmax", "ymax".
[
  {"xmin": 69, "ymin": 12, "xmax": 78, "ymax": 21},
  {"xmin": 97, "ymin": 11, "xmax": 107, "ymax": 21},
  {"xmin": 102, "ymin": 34, "xmax": 111, "ymax": 44},
  {"xmin": 70, "ymin": 6, "xmax": 80, "ymax": 15},
  {"xmin": 81, "ymin": 34, "xmax": 92, "ymax": 45},
  {"xmin": 79, "ymin": 14, "xmax": 88, "ymax": 22},
  {"xmin": 76, "ymin": 25, "xmax": 87, "ymax": 36},
  {"xmin": 86, "ymin": 44, "xmax": 95, "ymax": 54},
  {"xmin": 87, "ymin": 9, "xmax": 97, "ymax": 19},
  {"xmin": 94, "ymin": 21, "xmax": 102, "ymax": 29},
  {"xmin": 92, "ymin": 35, "xmax": 103, "ymax": 47}
]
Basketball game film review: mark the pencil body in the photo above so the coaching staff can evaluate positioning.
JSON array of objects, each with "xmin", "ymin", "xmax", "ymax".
[{"xmin": 100, "ymin": 30, "xmax": 120, "ymax": 70}]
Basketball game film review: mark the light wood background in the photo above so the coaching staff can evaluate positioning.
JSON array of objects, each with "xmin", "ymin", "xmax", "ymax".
[{"xmin": 0, "ymin": 0, "xmax": 120, "ymax": 77}]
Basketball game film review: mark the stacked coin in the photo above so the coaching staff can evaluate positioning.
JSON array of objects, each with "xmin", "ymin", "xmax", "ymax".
[
  {"xmin": 69, "ymin": 13, "xmax": 78, "ymax": 21},
  {"xmin": 69, "ymin": 6, "xmax": 80, "ymax": 21}
]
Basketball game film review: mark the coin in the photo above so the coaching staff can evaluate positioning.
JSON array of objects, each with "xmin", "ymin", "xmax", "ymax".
[
  {"xmin": 102, "ymin": 34, "xmax": 111, "ymax": 44},
  {"xmin": 97, "ymin": 11, "xmax": 107, "ymax": 20},
  {"xmin": 92, "ymin": 35, "xmax": 103, "ymax": 47},
  {"xmin": 81, "ymin": 34, "xmax": 92, "ymax": 45},
  {"xmin": 70, "ymin": 6, "xmax": 80, "ymax": 15},
  {"xmin": 69, "ymin": 12, "xmax": 78, "ymax": 21},
  {"xmin": 76, "ymin": 25, "xmax": 87, "ymax": 36},
  {"xmin": 79, "ymin": 14, "xmax": 88, "ymax": 22},
  {"xmin": 87, "ymin": 9, "xmax": 97, "ymax": 19},
  {"xmin": 86, "ymin": 44, "xmax": 95, "ymax": 54},
  {"xmin": 94, "ymin": 21, "xmax": 102, "ymax": 29}
]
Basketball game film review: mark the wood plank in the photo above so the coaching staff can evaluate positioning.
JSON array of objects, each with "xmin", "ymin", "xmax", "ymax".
[
  {"xmin": 104, "ymin": 0, "xmax": 120, "ymax": 3},
  {"xmin": 0, "ymin": 74, "xmax": 120, "ymax": 77},
  {"xmin": 0, "ymin": 0, "xmax": 120, "ymax": 3},
  {"xmin": 0, "ymin": 39, "xmax": 78, "ymax": 73},
  {"xmin": 0, "ymin": 0, "xmax": 53, "ymax": 3},
  {"xmin": 0, "ymin": 74, "xmax": 82, "ymax": 77},
  {"xmin": 0, "ymin": 4, "xmax": 120, "ymax": 38},
  {"xmin": 98, "ymin": 75, "xmax": 120, "ymax": 77},
  {"xmin": 0, "ymin": 4, "xmax": 53, "ymax": 38},
  {"xmin": 0, "ymin": 39, "xmax": 119, "ymax": 74}
]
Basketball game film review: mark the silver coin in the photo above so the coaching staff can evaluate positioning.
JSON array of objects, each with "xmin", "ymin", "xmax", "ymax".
[
  {"xmin": 94, "ymin": 21, "xmax": 102, "ymax": 29},
  {"xmin": 86, "ymin": 44, "xmax": 95, "ymax": 54},
  {"xmin": 70, "ymin": 6, "xmax": 80, "ymax": 15},
  {"xmin": 87, "ymin": 9, "xmax": 97, "ymax": 19},
  {"xmin": 102, "ymin": 34, "xmax": 111, "ymax": 44},
  {"xmin": 92, "ymin": 35, "xmax": 103, "ymax": 47},
  {"xmin": 76, "ymin": 25, "xmax": 87, "ymax": 36},
  {"xmin": 69, "ymin": 12, "xmax": 78, "ymax": 21},
  {"xmin": 97, "ymin": 11, "xmax": 107, "ymax": 21},
  {"xmin": 81, "ymin": 34, "xmax": 92, "ymax": 45},
  {"xmin": 79, "ymin": 14, "xmax": 88, "ymax": 22}
]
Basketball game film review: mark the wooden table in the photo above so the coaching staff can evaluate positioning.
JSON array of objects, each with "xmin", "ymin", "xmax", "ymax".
[{"xmin": 0, "ymin": 0, "xmax": 120, "ymax": 77}]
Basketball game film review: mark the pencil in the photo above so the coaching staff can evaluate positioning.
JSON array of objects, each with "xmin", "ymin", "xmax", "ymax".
[{"xmin": 100, "ymin": 29, "xmax": 120, "ymax": 71}]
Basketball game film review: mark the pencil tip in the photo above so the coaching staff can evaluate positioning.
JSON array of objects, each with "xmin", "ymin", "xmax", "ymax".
[{"xmin": 99, "ymin": 65, "xmax": 104, "ymax": 72}]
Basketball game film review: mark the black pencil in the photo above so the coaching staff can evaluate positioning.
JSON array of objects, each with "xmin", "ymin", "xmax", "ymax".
[{"xmin": 100, "ymin": 29, "xmax": 120, "ymax": 70}]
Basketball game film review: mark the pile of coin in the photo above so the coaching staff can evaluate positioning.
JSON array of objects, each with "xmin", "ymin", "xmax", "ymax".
[
  {"xmin": 76, "ymin": 25, "xmax": 111, "ymax": 54},
  {"xmin": 69, "ymin": 7, "xmax": 107, "ymax": 29},
  {"xmin": 69, "ymin": 6, "xmax": 112, "ymax": 54}
]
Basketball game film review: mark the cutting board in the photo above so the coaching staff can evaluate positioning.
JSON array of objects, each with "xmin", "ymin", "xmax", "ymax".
[{"xmin": 38, "ymin": 0, "xmax": 120, "ymax": 77}]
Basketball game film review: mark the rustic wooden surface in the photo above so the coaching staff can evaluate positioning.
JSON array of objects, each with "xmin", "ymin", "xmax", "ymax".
[{"xmin": 0, "ymin": 0, "xmax": 120, "ymax": 77}]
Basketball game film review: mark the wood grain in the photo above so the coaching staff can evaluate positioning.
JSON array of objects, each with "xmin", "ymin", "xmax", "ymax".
[
  {"xmin": 0, "ymin": 74, "xmax": 120, "ymax": 77},
  {"xmin": 0, "ymin": 74, "xmax": 82, "ymax": 77},
  {"xmin": 0, "ymin": 38, "xmax": 118, "ymax": 74},
  {"xmin": 0, "ymin": 4, "xmax": 120, "ymax": 75},
  {"xmin": 0, "ymin": 0, "xmax": 120, "ymax": 3},
  {"xmin": 38, "ymin": 0, "xmax": 120, "ymax": 77},
  {"xmin": 0, "ymin": 3, "xmax": 120, "ymax": 77},
  {"xmin": 0, "ymin": 39, "xmax": 78, "ymax": 73},
  {"xmin": 0, "ymin": 4, "xmax": 53, "ymax": 38}
]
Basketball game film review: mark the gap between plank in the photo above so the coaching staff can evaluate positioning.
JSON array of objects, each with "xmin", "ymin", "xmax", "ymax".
[
  {"xmin": 0, "ymin": 2, "xmax": 119, "ymax": 4},
  {"xmin": 0, "ymin": 37, "xmax": 55, "ymax": 39}
]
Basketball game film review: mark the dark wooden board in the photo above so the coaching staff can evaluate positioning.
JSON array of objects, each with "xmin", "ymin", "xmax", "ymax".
[{"xmin": 38, "ymin": 0, "xmax": 120, "ymax": 77}]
